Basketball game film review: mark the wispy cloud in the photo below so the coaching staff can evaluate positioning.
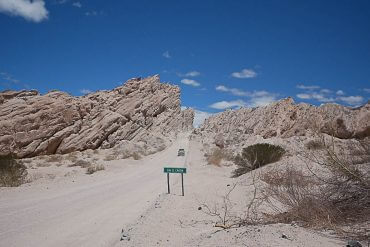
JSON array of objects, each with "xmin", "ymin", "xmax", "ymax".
[
  {"xmin": 0, "ymin": 0, "xmax": 48, "ymax": 22},
  {"xmin": 296, "ymin": 93, "xmax": 335, "ymax": 102},
  {"xmin": 162, "ymin": 51, "xmax": 171, "ymax": 59},
  {"xmin": 85, "ymin": 10, "xmax": 99, "ymax": 16},
  {"xmin": 215, "ymin": 85, "xmax": 278, "ymax": 107},
  {"xmin": 338, "ymin": 96, "xmax": 364, "ymax": 106},
  {"xmin": 0, "ymin": 71, "xmax": 29, "ymax": 89},
  {"xmin": 296, "ymin": 84, "xmax": 364, "ymax": 106},
  {"xmin": 80, "ymin": 89, "xmax": 92, "ymax": 95},
  {"xmin": 336, "ymin": 90, "xmax": 345, "ymax": 95},
  {"xmin": 216, "ymin": 85, "xmax": 248, "ymax": 96},
  {"xmin": 296, "ymin": 84, "xmax": 320, "ymax": 90},
  {"xmin": 178, "ymin": 71, "xmax": 201, "ymax": 77},
  {"xmin": 72, "ymin": 1, "xmax": 81, "ymax": 8},
  {"xmin": 231, "ymin": 69, "xmax": 257, "ymax": 79},
  {"xmin": 181, "ymin": 79, "xmax": 200, "ymax": 87},
  {"xmin": 209, "ymin": 100, "xmax": 247, "ymax": 110},
  {"xmin": 364, "ymin": 88, "xmax": 370, "ymax": 93}
]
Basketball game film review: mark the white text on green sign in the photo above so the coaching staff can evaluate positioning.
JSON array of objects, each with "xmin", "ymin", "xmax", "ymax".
[{"xmin": 164, "ymin": 167, "xmax": 187, "ymax": 173}]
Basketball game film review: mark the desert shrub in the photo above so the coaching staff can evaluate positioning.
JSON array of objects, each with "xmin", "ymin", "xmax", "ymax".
[
  {"xmin": 132, "ymin": 152, "xmax": 141, "ymax": 160},
  {"xmin": 0, "ymin": 155, "xmax": 28, "ymax": 187},
  {"xmin": 206, "ymin": 148, "xmax": 232, "ymax": 167},
  {"xmin": 232, "ymin": 143, "xmax": 285, "ymax": 177},
  {"xmin": 46, "ymin": 154, "xmax": 64, "ymax": 163},
  {"xmin": 262, "ymin": 137, "xmax": 370, "ymax": 239},
  {"xmin": 69, "ymin": 160, "xmax": 91, "ymax": 168},
  {"xmin": 66, "ymin": 152, "xmax": 78, "ymax": 162},
  {"xmin": 104, "ymin": 154, "xmax": 118, "ymax": 161},
  {"xmin": 305, "ymin": 140, "xmax": 324, "ymax": 150},
  {"xmin": 86, "ymin": 164, "xmax": 105, "ymax": 174},
  {"xmin": 261, "ymin": 168, "xmax": 334, "ymax": 226}
]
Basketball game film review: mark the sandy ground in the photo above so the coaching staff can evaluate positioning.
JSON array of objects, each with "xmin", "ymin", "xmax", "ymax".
[{"xmin": 0, "ymin": 133, "xmax": 347, "ymax": 247}]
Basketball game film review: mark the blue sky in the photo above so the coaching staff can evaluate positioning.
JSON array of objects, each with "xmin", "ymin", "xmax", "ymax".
[{"xmin": 0, "ymin": 0, "xmax": 369, "ymax": 125}]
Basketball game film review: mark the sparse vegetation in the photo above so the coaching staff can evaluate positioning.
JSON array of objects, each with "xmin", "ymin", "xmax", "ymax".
[
  {"xmin": 261, "ymin": 137, "xmax": 370, "ymax": 240},
  {"xmin": 232, "ymin": 143, "xmax": 285, "ymax": 177},
  {"xmin": 132, "ymin": 152, "xmax": 141, "ymax": 160},
  {"xmin": 206, "ymin": 148, "xmax": 232, "ymax": 167},
  {"xmin": 46, "ymin": 154, "xmax": 64, "ymax": 163},
  {"xmin": 104, "ymin": 154, "xmax": 118, "ymax": 161},
  {"xmin": 0, "ymin": 155, "xmax": 28, "ymax": 187},
  {"xmin": 69, "ymin": 160, "xmax": 91, "ymax": 168},
  {"xmin": 305, "ymin": 140, "xmax": 324, "ymax": 150},
  {"xmin": 86, "ymin": 164, "xmax": 105, "ymax": 174},
  {"xmin": 66, "ymin": 152, "xmax": 78, "ymax": 162}
]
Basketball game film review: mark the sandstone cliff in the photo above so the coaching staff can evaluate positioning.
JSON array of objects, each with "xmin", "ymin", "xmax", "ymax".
[
  {"xmin": 196, "ymin": 97, "xmax": 369, "ymax": 149},
  {"xmin": 0, "ymin": 75, "xmax": 194, "ymax": 158}
]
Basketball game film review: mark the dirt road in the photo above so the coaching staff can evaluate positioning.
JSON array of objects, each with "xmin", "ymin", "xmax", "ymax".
[{"xmin": 0, "ymin": 134, "xmax": 190, "ymax": 247}]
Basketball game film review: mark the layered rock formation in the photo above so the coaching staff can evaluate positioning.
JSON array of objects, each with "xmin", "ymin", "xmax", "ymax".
[
  {"xmin": 0, "ymin": 75, "xmax": 194, "ymax": 158},
  {"xmin": 196, "ymin": 97, "xmax": 369, "ymax": 149}
]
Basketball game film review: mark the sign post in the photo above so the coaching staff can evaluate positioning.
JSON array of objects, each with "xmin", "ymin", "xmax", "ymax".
[{"xmin": 163, "ymin": 167, "xmax": 187, "ymax": 196}]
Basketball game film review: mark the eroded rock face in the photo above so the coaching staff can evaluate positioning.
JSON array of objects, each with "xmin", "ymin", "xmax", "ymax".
[
  {"xmin": 0, "ymin": 75, "xmax": 194, "ymax": 158},
  {"xmin": 196, "ymin": 97, "xmax": 370, "ymax": 149}
]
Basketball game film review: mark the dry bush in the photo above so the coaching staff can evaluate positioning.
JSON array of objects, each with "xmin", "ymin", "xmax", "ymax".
[
  {"xmin": 46, "ymin": 154, "xmax": 64, "ymax": 163},
  {"xmin": 36, "ymin": 162, "xmax": 52, "ymax": 167},
  {"xmin": 66, "ymin": 152, "xmax": 78, "ymax": 162},
  {"xmin": 86, "ymin": 164, "xmax": 105, "ymax": 174},
  {"xmin": 69, "ymin": 160, "xmax": 91, "ymax": 168},
  {"xmin": 261, "ymin": 136, "xmax": 370, "ymax": 239},
  {"xmin": 305, "ymin": 140, "xmax": 324, "ymax": 150},
  {"xmin": 260, "ymin": 167, "xmax": 337, "ymax": 227},
  {"xmin": 232, "ymin": 143, "xmax": 285, "ymax": 177},
  {"xmin": 0, "ymin": 155, "xmax": 28, "ymax": 187},
  {"xmin": 104, "ymin": 154, "xmax": 118, "ymax": 161},
  {"xmin": 206, "ymin": 148, "xmax": 232, "ymax": 167},
  {"xmin": 131, "ymin": 152, "xmax": 141, "ymax": 160},
  {"xmin": 200, "ymin": 172, "xmax": 263, "ymax": 229}
]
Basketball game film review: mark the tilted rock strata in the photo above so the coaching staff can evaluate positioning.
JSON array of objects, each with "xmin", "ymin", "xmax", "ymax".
[
  {"xmin": 0, "ymin": 75, "xmax": 194, "ymax": 158},
  {"xmin": 196, "ymin": 97, "xmax": 370, "ymax": 149}
]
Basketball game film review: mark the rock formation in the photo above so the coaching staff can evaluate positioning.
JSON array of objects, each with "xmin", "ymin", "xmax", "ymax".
[
  {"xmin": 196, "ymin": 97, "xmax": 370, "ymax": 149},
  {"xmin": 0, "ymin": 75, "xmax": 194, "ymax": 158}
]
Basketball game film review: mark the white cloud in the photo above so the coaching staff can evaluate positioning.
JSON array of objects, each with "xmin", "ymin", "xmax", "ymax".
[
  {"xmin": 338, "ymin": 96, "xmax": 363, "ymax": 106},
  {"xmin": 364, "ymin": 88, "xmax": 370, "ymax": 93},
  {"xmin": 72, "ymin": 1, "xmax": 81, "ymax": 8},
  {"xmin": 215, "ymin": 85, "xmax": 249, "ymax": 96},
  {"xmin": 296, "ymin": 84, "xmax": 320, "ymax": 90},
  {"xmin": 231, "ymin": 69, "xmax": 257, "ymax": 79},
  {"xmin": 296, "ymin": 93, "xmax": 311, "ymax": 99},
  {"xmin": 296, "ymin": 92, "xmax": 334, "ymax": 102},
  {"xmin": 249, "ymin": 95, "xmax": 276, "ymax": 107},
  {"xmin": 162, "ymin": 51, "xmax": 171, "ymax": 59},
  {"xmin": 215, "ymin": 85, "xmax": 278, "ymax": 106},
  {"xmin": 320, "ymin": 89, "xmax": 332, "ymax": 94},
  {"xmin": 193, "ymin": 110, "xmax": 213, "ymax": 127},
  {"xmin": 209, "ymin": 100, "xmax": 247, "ymax": 110},
  {"xmin": 80, "ymin": 89, "xmax": 92, "ymax": 95},
  {"xmin": 184, "ymin": 71, "xmax": 200, "ymax": 77},
  {"xmin": 336, "ymin": 90, "xmax": 345, "ymax": 95},
  {"xmin": 181, "ymin": 79, "xmax": 200, "ymax": 87},
  {"xmin": 0, "ymin": 0, "xmax": 48, "ymax": 22},
  {"xmin": 85, "ymin": 10, "xmax": 98, "ymax": 16}
]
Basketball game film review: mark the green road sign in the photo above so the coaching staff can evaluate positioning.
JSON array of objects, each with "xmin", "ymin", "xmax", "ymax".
[{"xmin": 164, "ymin": 167, "xmax": 187, "ymax": 174}]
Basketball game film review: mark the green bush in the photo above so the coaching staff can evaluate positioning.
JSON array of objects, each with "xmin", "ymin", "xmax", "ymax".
[
  {"xmin": 232, "ymin": 143, "xmax": 285, "ymax": 177},
  {"xmin": 0, "ymin": 155, "xmax": 28, "ymax": 187}
]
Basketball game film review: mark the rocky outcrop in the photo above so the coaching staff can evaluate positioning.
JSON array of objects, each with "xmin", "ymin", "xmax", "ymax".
[
  {"xmin": 196, "ymin": 97, "xmax": 369, "ymax": 149},
  {"xmin": 0, "ymin": 75, "xmax": 194, "ymax": 158}
]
